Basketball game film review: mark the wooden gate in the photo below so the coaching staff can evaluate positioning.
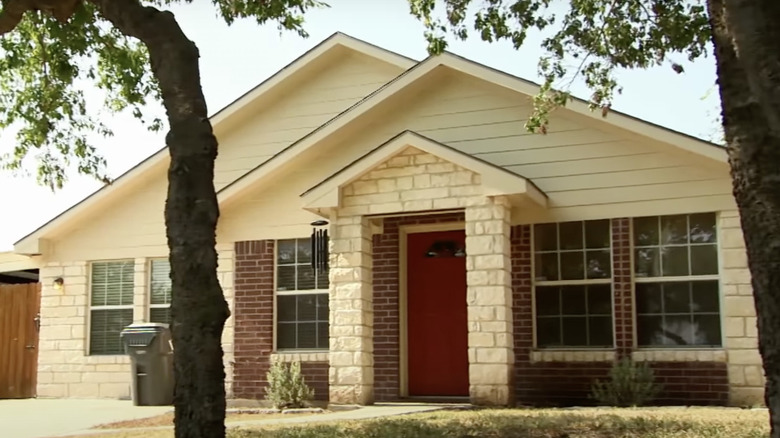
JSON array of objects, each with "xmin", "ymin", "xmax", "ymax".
[{"xmin": 0, "ymin": 283, "xmax": 41, "ymax": 398}]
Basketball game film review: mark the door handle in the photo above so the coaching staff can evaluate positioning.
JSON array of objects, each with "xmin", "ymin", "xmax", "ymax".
[{"xmin": 25, "ymin": 345, "xmax": 35, "ymax": 350}]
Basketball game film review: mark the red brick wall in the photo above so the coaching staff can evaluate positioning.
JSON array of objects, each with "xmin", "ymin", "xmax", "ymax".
[
  {"xmin": 373, "ymin": 212, "xmax": 465, "ymax": 401},
  {"xmin": 233, "ymin": 240, "xmax": 328, "ymax": 401},
  {"xmin": 511, "ymin": 221, "xmax": 729, "ymax": 406}
]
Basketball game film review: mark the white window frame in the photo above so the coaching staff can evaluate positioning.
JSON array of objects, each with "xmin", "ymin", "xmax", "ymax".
[
  {"xmin": 533, "ymin": 220, "xmax": 615, "ymax": 349},
  {"xmin": 88, "ymin": 259, "xmax": 135, "ymax": 356},
  {"xmin": 148, "ymin": 258, "xmax": 172, "ymax": 324},
  {"xmin": 274, "ymin": 238, "xmax": 329, "ymax": 352},
  {"xmin": 633, "ymin": 213, "xmax": 722, "ymax": 348}
]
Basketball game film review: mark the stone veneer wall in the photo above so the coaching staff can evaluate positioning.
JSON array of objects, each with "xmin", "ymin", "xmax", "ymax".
[
  {"xmin": 36, "ymin": 244, "xmax": 236, "ymax": 398},
  {"xmin": 511, "ymin": 221, "xmax": 731, "ymax": 406},
  {"xmin": 232, "ymin": 240, "xmax": 329, "ymax": 402},
  {"xmin": 720, "ymin": 210, "xmax": 764, "ymax": 406}
]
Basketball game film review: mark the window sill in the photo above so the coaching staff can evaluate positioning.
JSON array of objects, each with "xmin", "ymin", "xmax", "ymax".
[
  {"xmin": 632, "ymin": 348, "xmax": 727, "ymax": 363},
  {"xmin": 530, "ymin": 349, "xmax": 616, "ymax": 363},
  {"xmin": 271, "ymin": 351, "xmax": 329, "ymax": 363}
]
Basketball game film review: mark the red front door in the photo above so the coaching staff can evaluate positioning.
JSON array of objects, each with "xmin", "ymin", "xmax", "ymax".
[{"xmin": 407, "ymin": 230, "xmax": 469, "ymax": 397}]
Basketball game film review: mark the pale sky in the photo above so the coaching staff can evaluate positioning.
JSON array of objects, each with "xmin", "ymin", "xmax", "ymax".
[{"xmin": 0, "ymin": 0, "xmax": 722, "ymax": 251}]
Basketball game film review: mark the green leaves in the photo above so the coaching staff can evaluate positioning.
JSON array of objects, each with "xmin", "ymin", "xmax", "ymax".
[{"xmin": 407, "ymin": 0, "xmax": 711, "ymax": 133}]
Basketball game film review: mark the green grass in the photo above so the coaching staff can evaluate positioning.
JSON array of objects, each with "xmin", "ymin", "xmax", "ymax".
[{"xmin": 229, "ymin": 407, "xmax": 769, "ymax": 438}]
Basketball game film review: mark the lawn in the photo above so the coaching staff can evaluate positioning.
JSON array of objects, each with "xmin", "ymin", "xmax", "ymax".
[{"xmin": 69, "ymin": 407, "xmax": 770, "ymax": 438}]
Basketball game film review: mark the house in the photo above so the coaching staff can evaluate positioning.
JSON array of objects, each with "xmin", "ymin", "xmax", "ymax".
[{"xmin": 6, "ymin": 33, "xmax": 762, "ymax": 407}]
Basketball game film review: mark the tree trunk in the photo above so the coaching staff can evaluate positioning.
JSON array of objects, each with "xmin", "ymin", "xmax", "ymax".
[
  {"xmin": 707, "ymin": 0, "xmax": 780, "ymax": 435},
  {"xmin": 90, "ymin": 1, "xmax": 228, "ymax": 438}
]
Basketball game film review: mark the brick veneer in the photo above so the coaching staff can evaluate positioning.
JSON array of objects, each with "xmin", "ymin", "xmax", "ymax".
[
  {"xmin": 511, "ymin": 221, "xmax": 729, "ymax": 406},
  {"xmin": 372, "ymin": 212, "xmax": 465, "ymax": 401},
  {"xmin": 233, "ymin": 240, "xmax": 328, "ymax": 401}
]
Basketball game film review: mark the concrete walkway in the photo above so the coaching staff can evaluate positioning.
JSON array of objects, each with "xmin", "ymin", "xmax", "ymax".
[
  {"xmin": 0, "ymin": 399, "xmax": 170, "ymax": 438},
  {"xmin": 0, "ymin": 399, "xmax": 461, "ymax": 438}
]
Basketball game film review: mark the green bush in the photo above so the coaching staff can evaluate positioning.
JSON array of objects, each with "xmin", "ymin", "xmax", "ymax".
[
  {"xmin": 591, "ymin": 357, "xmax": 662, "ymax": 407},
  {"xmin": 264, "ymin": 360, "xmax": 314, "ymax": 409}
]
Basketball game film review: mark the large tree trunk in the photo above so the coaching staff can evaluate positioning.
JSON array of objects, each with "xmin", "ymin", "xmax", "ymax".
[
  {"xmin": 90, "ymin": 1, "xmax": 228, "ymax": 438},
  {"xmin": 707, "ymin": 0, "xmax": 780, "ymax": 435}
]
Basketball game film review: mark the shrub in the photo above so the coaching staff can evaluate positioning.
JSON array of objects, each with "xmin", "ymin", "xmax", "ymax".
[
  {"xmin": 591, "ymin": 357, "xmax": 662, "ymax": 407},
  {"xmin": 265, "ymin": 360, "xmax": 314, "ymax": 409}
]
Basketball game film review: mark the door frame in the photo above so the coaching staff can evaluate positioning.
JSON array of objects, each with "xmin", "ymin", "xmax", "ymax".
[{"xmin": 398, "ymin": 221, "xmax": 465, "ymax": 398}]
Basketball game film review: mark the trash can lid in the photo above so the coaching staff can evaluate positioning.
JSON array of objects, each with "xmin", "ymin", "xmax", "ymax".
[{"xmin": 121, "ymin": 322, "xmax": 170, "ymax": 333}]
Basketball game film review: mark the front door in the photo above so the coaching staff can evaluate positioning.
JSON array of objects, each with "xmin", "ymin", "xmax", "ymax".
[
  {"xmin": 0, "ymin": 283, "xmax": 41, "ymax": 399},
  {"xmin": 407, "ymin": 230, "xmax": 468, "ymax": 397}
]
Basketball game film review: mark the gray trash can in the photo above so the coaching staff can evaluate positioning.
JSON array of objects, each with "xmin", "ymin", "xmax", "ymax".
[{"xmin": 120, "ymin": 323, "xmax": 174, "ymax": 406}]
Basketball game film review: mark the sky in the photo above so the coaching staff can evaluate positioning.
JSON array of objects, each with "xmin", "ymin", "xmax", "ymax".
[{"xmin": 0, "ymin": 0, "xmax": 722, "ymax": 251}]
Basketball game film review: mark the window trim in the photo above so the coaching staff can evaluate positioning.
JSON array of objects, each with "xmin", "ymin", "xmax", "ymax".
[
  {"xmin": 273, "ymin": 238, "xmax": 330, "ymax": 353},
  {"xmin": 631, "ymin": 213, "xmax": 723, "ymax": 349},
  {"xmin": 88, "ymin": 259, "xmax": 135, "ymax": 356},
  {"xmin": 148, "ymin": 258, "xmax": 172, "ymax": 324},
  {"xmin": 532, "ymin": 220, "xmax": 616, "ymax": 349}
]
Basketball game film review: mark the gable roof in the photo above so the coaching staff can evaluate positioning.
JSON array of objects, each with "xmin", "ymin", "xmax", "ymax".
[
  {"xmin": 301, "ymin": 130, "xmax": 547, "ymax": 210},
  {"xmin": 217, "ymin": 51, "xmax": 728, "ymax": 206},
  {"xmin": 13, "ymin": 33, "xmax": 415, "ymax": 255}
]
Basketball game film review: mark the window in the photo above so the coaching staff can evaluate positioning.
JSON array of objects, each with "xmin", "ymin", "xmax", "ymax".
[
  {"xmin": 533, "ymin": 220, "xmax": 614, "ymax": 347},
  {"xmin": 149, "ymin": 259, "xmax": 172, "ymax": 325},
  {"xmin": 633, "ymin": 213, "xmax": 721, "ymax": 347},
  {"xmin": 90, "ymin": 260, "xmax": 134, "ymax": 355},
  {"xmin": 276, "ymin": 238, "xmax": 329, "ymax": 350}
]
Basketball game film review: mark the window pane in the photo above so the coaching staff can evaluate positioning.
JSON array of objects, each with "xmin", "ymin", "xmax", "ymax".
[
  {"xmin": 90, "ymin": 309, "xmax": 133, "ymax": 355},
  {"xmin": 559, "ymin": 222, "xmax": 583, "ymax": 250},
  {"xmin": 689, "ymin": 213, "xmax": 717, "ymax": 244},
  {"xmin": 586, "ymin": 250, "xmax": 611, "ymax": 279},
  {"xmin": 560, "ymin": 252, "xmax": 584, "ymax": 280},
  {"xmin": 663, "ymin": 282, "xmax": 691, "ymax": 313},
  {"xmin": 691, "ymin": 245, "xmax": 718, "ymax": 275},
  {"xmin": 297, "ymin": 239, "xmax": 313, "ymax": 265},
  {"xmin": 317, "ymin": 322, "xmax": 329, "ymax": 349},
  {"xmin": 535, "ymin": 287, "xmax": 560, "ymax": 316},
  {"xmin": 561, "ymin": 286, "xmax": 586, "ymax": 315},
  {"xmin": 635, "ymin": 248, "xmax": 660, "ymax": 277},
  {"xmin": 297, "ymin": 264, "xmax": 316, "ymax": 290},
  {"xmin": 297, "ymin": 323, "xmax": 317, "ymax": 349},
  {"xmin": 693, "ymin": 314, "xmax": 722, "ymax": 346},
  {"xmin": 150, "ymin": 307, "xmax": 171, "ymax": 325},
  {"xmin": 589, "ymin": 316, "xmax": 613, "ymax": 346},
  {"xmin": 277, "ymin": 295, "xmax": 296, "ymax": 322},
  {"xmin": 535, "ymin": 253, "xmax": 559, "ymax": 281},
  {"xmin": 661, "ymin": 215, "xmax": 689, "ymax": 245},
  {"xmin": 661, "ymin": 246, "xmax": 690, "ymax": 276},
  {"xmin": 536, "ymin": 317, "xmax": 560, "ymax": 347},
  {"xmin": 587, "ymin": 285, "xmax": 612, "ymax": 315},
  {"xmin": 637, "ymin": 315, "xmax": 664, "ymax": 347},
  {"xmin": 91, "ymin": 261, "xmax": 134, "ymax": 306},
  {"xmin": 634, "ymin": 216, "xmax": 659, "ymax": 246},
  {"xmin": 562, "ymin": 317, "xmax": 587, "ymax": 346},
  {"xmin": 296, "ymin": 295, "xmax": 317, "ymax": 321},
  {"xmin": 277, "ymin": 323, "xmax": 295, "ymax": 349},
  {"xmin": 150, "ymin": 259, "xmax": 172, "ymax": 305},
  {"xmin": 665, "ymin": 315, "xmax": 694, "ymax": 345},
  {"xmin": 692, "ymin": 281, "xmax": 720, "ymax": 313},
  {"xmin": 534, "ymin": 223, "xmax": 558, "ymax": 251},
  {"xmin": 277, "ymin": 240, "xmax": 296, "ymax": 264},
  {"xmin": 316, "ymin": 294, "xmax": 329, "ymax": 321},
  {"xmin": 636, "ymin": 283, "xmax": 662, "ymax": 314},
  {"xmin": 277, "ymin": 266, "xmax": 296, "ymax": 291},
  {"xmin": 585, "ymin": 220, "xmax": 610, "ymax": 249}
]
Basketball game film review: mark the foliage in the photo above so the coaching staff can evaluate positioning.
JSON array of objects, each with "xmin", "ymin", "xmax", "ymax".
[
  {"xmin": 591, "ymin": 358, "xmax": 662, "ymax": 407},
  {"xmin": 264, "ymin": 360, "xmax": 314, "ymax": 409},
  {"xmin": 406, "ymin": 0, "xmax": 712, "ymax": 134},
  {"xmin": 0, "ymin": 0, "xmax": 326, "ymax": 189},
  {"xmin": 227, "ymin": 408, "xmax": 769, "ymax": 438}
]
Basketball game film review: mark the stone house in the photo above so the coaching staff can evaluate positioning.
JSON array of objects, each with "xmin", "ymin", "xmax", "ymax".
[{"xmin": 3, "ymin": 33, "xmax": 763, "ymax": 406}]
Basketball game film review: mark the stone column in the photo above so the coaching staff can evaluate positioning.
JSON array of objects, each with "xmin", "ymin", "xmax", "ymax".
[
  {"xmin": 328, "ymin": 213, "xmax": 374, "ymax": 405},
  {"xmin": 465, "ymin": 196, "xmax": 514, "ymax": 405}
]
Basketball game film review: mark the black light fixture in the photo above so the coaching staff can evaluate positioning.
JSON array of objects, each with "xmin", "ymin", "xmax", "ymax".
[
  {"xmin": 424, "ymin": 240, "xmax": 466, "ymax": 258},
  {"xmin": 310, "ymin": 220, "xmax": 329, "ymax": 270}
]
